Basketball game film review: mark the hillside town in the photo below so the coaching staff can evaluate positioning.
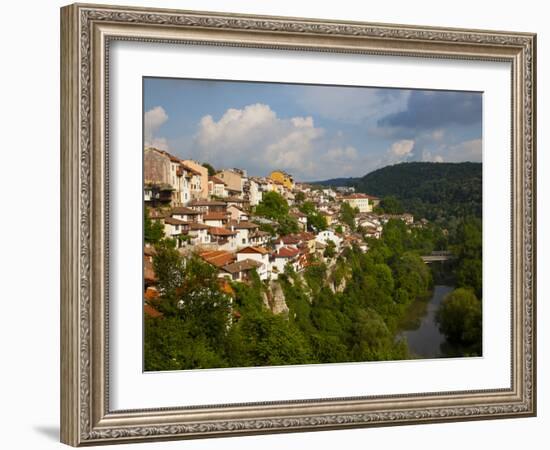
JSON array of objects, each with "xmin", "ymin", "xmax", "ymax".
[{"xmin": 143, "ymin": 147, "xmax": 419, "ymax": 301}]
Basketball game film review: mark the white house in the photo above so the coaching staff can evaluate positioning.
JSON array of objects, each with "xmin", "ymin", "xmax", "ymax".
[
  {"xmin": 170, "ymin": 206, "xmax": 203, "ymax": 223},
  {"xmin": 290, "ymin": 210, "xmax": 308, "ymax": 231},
  {"xmin": 315, "ymin": 229, "xmax": 343, "ymax": 250},
  {"xmin": 188, "ymin": 223, "xmax": 211, "ymax": 246},
  {"xmin": 229, "ymin": 221, "xmax": 260, "ymax": 248},
  {"xmin": 227, "ymin": 204, "xmax": 249, "ymax": 222},
  {"xmin": 202, "ymin": 211, "xmax": 230, "ymax": 228},
  {"xmin": 249, "ymin": 230, "xmax": 271, "ymax": 247},
  {"xmin": 163, "ymin": 217, "xmax": 190, "ymax": 248},
  {"xmin": 208, "ymin": 176, "xmax": 227, "ymax": 198},
  {"xmin": 270, "ymin": 246, "xmax": 300, "ymax": 279},
  {"xmin": 248, "ymin": 178, "xmax": 263, "ymax": 207},
  {"xmin": 220, "ymin": 259, "xmax": 263, "ymax": 282},
  {"xmin": 236, "ymin": 246, "xmax": 271, "ymax": 280}
]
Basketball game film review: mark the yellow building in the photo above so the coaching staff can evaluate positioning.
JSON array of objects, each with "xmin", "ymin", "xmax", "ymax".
[{"xmin": 269, "ymin": 170, "xmax": 294, "ymax": 190}]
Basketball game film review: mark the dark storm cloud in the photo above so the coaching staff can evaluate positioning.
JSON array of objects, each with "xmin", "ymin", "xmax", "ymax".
[{"xmin": 377, "ymin": 91, "xmax": 482, "ymax": 130}]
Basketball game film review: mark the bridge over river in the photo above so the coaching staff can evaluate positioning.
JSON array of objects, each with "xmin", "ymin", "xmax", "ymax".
[{"xmin": 420, "ymin": 251, "xmax": 455, "ymax": 263}]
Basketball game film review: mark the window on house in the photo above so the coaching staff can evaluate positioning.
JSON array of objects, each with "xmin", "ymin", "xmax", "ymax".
[{"xmin": 242, "ymin": 238, "xmax": 246, "ymax": 244}]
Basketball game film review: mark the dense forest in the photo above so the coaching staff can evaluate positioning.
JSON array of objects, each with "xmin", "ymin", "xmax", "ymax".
[
  {"xmin": 317, "ymin": 162, "xmax": 482, "ymax": 224},
  {"xmin": 144, "ymin": 217, "xmax": 484, "ymax": 370}
]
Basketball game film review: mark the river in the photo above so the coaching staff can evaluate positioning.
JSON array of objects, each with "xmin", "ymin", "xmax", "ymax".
[{"xmin": 398, "ymin": 285, "xmax": 454, "ymax": 359}]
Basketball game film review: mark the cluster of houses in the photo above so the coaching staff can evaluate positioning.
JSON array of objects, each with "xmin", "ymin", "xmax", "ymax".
[{"xmin": 143, "ymin": 147, "xmax": 419, "ymax": 293}]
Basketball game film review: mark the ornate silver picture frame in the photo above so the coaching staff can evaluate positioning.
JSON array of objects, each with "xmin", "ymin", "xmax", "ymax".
[{"xmin": 60, "ymin": 3, "xmax": 536, "ymax": 446}]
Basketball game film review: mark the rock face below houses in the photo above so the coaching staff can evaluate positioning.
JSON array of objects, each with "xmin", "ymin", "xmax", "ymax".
[
  {"xmin": 262, "ymin": 281, "xmax": 289, "ymax": 316},
  {"xmin": 330, "ymin": 276, "xmax": 348, "ymax": 294},
  {"xmin": 261, "ymin": 263, "xmax": 350, "ymax": 316}
]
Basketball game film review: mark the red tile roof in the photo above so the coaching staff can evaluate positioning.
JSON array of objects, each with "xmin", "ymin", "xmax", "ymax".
[
  {"xmin": 279, "ymin": 235, "xmax": 301, "ymax": 245},
  {"xmin": 238, "ymin": 246, "xmax": 269, "ymax": 255},
  {"xmin": 171, "ymin": 206, "xmax": 201, "ymax": 215},
  {"xmin": 199, "ymin": 250, "xmax": 235, "ymax": 268},
  {"xmin": 189, "ymin": 223, "xmax": 210, "ymax": 230},
  {"xmin": 208, "ymin": 227, "xmax": 238, "ymax": 236},
  {"xmin": 228, "ymin": 221, "xmax": 259, "ymax": 230},
  {"xmin": 273, "ymin": 246, "xmax": 300, "ymax": 258},
  {"xmin": 203, "ymin": 212, "xmax": 229, "ymax": 221},
  {"xmin": 179, "ymin": 163, "xmax": 201, "ymax": 176},
  {"xmin": 163, "ymin": 217, "xmax": 189, "ymax": 226},
  {"xmin": 144, "ymin": 303, "xmax": 163, "ymax": 319},
  {"xmin": 222, "ymin": 259, "xmax": 262, "ymax": 274}
]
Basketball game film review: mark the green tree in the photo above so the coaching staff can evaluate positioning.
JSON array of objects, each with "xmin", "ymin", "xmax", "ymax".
[
  {"xmin": 175, "ymin": 257, "xmax": 232, "ymax": 346},
  {"xmin": 380, "ymin": 195, "xmax": 404, "ymax": 214},
  {"xmin": 144, "ymin": 317, "xmax": 227, "ymax": 371},
  {"xmin": 144, "ymin": 207, "xmax": 164, "ymax": 244},
  {"xmin": 152, "ymin": 240, "xmax": 186, "ymax": 298},
  {"xmin": 299, "ymin": 201, "xmax": 328, "ymax": 232},
  {"xmin": 340, "ymin": 202, "xmax": 357, "ymax": 231},
  {"xmin": 255, "ymin": 191, "xmax": 299, "ymax": 235},
  {"xmin": 294, "ymin": 191, "xmax": 306, "ymax": 204},
  {"xmin": 255, "ymin": 191, "xmax": 290, "ymax": 218},
  {"xmin": 226, "ymin": 313, "xmax": 313, "ymax": 367},
  {"xmin": 202, "ymin": 162, "xmax": 216, "ymax": 176},
  {"xmin": 324, "ymin": 239, "xmax": 337, "ymax": 258},
  {"xmin": 452, "ymin": 217, "xmax": 482, "ymax": 297},
  {"xmin": 436, "ymin": 288, "xmax": 482, "ymax": 355},
  {"xmin": 394, "ymin": 252, "xmax": 432, "ymax": 300}
]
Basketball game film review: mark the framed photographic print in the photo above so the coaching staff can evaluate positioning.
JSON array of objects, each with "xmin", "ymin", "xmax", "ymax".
[{"xmin": 60, "ymin": 3, "xmax": 537, "ymax": 446}]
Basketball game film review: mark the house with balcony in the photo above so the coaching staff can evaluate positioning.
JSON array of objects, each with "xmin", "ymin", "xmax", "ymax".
[
  {"xmin": 170, "ymin": 206, "xmax": 203, "ymax": 223},
  {"xmin": 249, "ymin": 230, "xmax": 271, "ymax": 247},
  {"xmin": 188, "ymin": 222, "xmax": 211, "ymax": 246},
  {"xmin": 208, "ymin": 227, "xmax": 238, "ymax": 251},
  {"xmin": 163, "ymin": 217, "xmax": 190, "ymax": 248},
  {"xmin": 187, "ymin": 200, "xmax": 228, "ymax": 214},
  {"xmin": 228, "ymin": 220, "xmax": 260, "ymax": 248},
  {"xmin": 236, "ymin": 246, "xmax": 271, "ymax": 280}
]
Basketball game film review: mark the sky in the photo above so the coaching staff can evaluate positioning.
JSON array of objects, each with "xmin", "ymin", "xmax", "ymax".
[{"xmin": 143, "ymin": 77, "xmax": 482, "ymax": 182}]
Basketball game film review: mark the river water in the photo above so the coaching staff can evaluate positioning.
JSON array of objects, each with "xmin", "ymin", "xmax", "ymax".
[{"xmin": 398, "ymin": 285, "xmax": 454, "ymax": 359}]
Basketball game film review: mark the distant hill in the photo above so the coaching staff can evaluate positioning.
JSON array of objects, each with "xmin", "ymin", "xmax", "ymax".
[{"xmin": 315, "ymin": 162, "xmax": 482, "ymax": 222}]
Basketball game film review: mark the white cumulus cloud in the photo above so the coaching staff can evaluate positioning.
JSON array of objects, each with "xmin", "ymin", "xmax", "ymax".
[
  {"xmin": 193, "ymin": 103, "xmax": 325, "ymax": 178},
  {"xmin": 381, "ymin": 139, "xmax": 415, "ymax": 166},
  {"xmin": 144, "ymin": 106, "xmax": 169, "ymax": 150},
  {"xmin": 390, "ymin": 139, "xmax": 415, "ymax": 157}
]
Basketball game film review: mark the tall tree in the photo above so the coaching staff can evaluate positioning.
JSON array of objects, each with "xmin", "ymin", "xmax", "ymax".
[
  {"xmin": 436, "ymin": 288, "xmax": 482, "ymax": 355},
  {"xmin": 144, "ymin": 207, "xmax": 164, "ymax": 244},
  {"xmin": 339, "ymin": 202, "xmax": 357, "ymax": 231}
]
